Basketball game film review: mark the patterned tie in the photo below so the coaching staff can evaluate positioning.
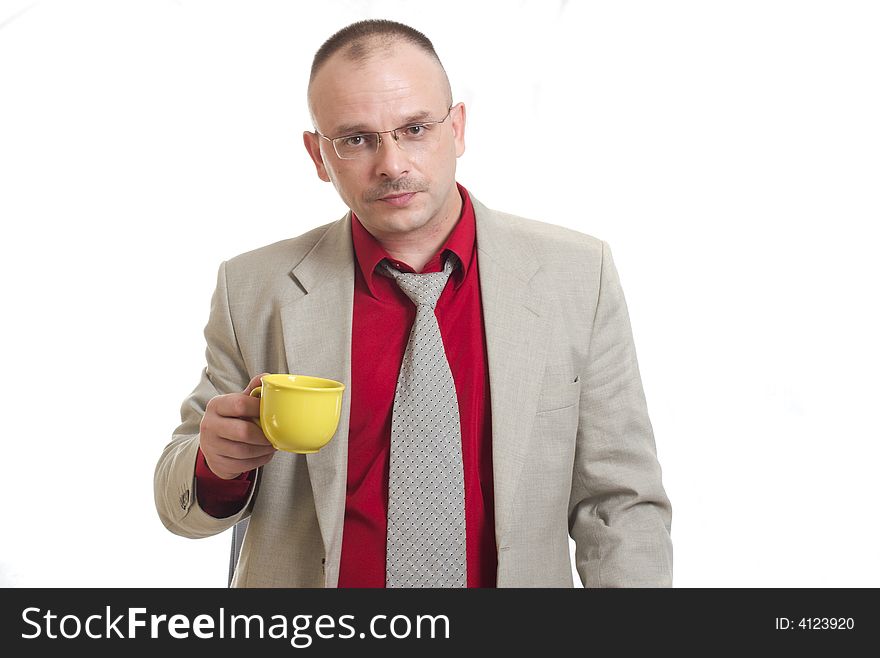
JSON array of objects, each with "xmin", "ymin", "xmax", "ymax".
[{"xmin": 380, "ymin": 253, "xmax": 467, "ymax": 588}]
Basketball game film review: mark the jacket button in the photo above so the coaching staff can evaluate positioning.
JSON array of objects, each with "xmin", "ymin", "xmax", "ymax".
[{"xmin": 179, "ymin": 488, "xmax": 190, "ymax": 510}]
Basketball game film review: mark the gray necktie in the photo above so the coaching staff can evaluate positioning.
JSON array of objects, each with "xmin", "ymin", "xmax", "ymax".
[{"xmin": 380, "ymin": 253, "xmax": 466, "ymax": 588}]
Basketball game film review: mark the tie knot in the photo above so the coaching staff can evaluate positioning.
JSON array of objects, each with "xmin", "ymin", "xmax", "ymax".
[{"xmin": 380, "ymin": 253, "xmax": 458, "ymax": 309}]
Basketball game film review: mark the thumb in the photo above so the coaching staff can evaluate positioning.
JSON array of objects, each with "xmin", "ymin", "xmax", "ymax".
[{"xmin": 244, "ymin": 372, "xmax": 271, "ymax": 395}]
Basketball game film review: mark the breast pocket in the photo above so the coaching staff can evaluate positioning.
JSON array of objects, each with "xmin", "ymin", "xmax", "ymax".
[{"xmin": 536, "ymin": 376, "xmax": 581, "ymax": 414}]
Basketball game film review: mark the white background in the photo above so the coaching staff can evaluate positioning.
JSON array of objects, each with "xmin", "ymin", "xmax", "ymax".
[{"xmin": 1, "ymin": 0, "xmax": 878, "ymax": 588}]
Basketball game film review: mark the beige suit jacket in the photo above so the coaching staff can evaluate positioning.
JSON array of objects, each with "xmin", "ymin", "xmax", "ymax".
[{"xmin": 154, "ymin": 196, "xmax": 673, "ymax": 587}]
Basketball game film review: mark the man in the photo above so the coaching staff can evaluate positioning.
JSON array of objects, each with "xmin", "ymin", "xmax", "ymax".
[{"xmin": 154, "ymin": 19, "xmax": 672, "ymax": 588}]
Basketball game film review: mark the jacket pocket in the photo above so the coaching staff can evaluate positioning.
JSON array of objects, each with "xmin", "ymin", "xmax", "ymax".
[{"xmin": 536, "ymin": 376, "xmax": 581, "ymax": 414}]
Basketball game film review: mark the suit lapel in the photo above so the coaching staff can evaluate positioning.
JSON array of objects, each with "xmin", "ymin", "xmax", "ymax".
[
  {"xmin": 280, "ymin": 213, "xmax": 354, "ymax": 587},
  {"xmin": 473, "ymin": 198, "xmax": 552, "ymax": 546}
]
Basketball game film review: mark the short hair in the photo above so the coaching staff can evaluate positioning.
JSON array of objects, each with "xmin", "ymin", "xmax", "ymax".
[{"xmin": 309, "ymin": 19, "xmax": 446, "ymax": 87}]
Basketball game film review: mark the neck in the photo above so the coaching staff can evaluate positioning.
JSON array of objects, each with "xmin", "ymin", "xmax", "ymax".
[{"xmin": 378, "ymin": 190, "xmax": 462, "ymax": 273}]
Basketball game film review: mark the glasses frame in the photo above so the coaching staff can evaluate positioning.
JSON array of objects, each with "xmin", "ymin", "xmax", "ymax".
[{"xmin": 315, "ymin": 105, "xmax": 455, "ymax": 160}]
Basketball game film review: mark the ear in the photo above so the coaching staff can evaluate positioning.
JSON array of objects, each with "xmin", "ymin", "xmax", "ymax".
[
  {"xmin": 451, "ymin": 102, "xmax": 466, "ymax": 158},
  {"xmin": 303, "ymin": 131, "xmax": 331, "ymax": 182}
]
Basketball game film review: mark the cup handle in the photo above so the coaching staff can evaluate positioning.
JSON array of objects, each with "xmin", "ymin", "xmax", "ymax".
[{"xmin": 248, "ymin": 386, "xmax": 264, "ymax": 432}]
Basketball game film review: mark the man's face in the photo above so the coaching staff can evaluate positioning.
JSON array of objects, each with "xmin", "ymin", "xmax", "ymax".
[{"xmin": 304, "ymin": 42, "xmax": 466, "ymax": 242}]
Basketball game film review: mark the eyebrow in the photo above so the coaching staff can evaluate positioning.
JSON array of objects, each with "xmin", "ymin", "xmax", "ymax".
[{"xmin": 331, "ymin": 110, "xmax": 437, "ymax": 137}]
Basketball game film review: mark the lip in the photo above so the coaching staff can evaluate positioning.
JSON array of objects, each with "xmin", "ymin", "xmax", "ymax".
[{"xmin": 378, "ymin": 192, "xmax": 417, "ymax": 207}]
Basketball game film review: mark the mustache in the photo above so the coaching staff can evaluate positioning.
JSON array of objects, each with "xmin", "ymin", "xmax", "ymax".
[{"xmin": 365, "ymin": 178, "xmax": 427, "ymax": 201}]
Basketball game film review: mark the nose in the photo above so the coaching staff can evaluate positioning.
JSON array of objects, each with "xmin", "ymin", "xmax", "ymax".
[{"xmin": 373, "ymin": 130, "xmax": 410, "ymax": 179}]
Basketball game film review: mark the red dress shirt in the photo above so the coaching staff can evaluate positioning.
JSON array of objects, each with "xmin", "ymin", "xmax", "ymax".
[{"xmin": 195, "ymin": 184, "xmax": 496, "ymax": 587}]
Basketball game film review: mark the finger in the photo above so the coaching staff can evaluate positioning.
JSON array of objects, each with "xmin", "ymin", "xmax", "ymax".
[
  {"xmin": 212, "ymin": 436, "xmax": 277, "ymax": 460},
  {"xmin": 213, "ymin": 393, "xmax": 262, "ymax": 420},
  {"xmin": 216, "ymin": 417, "xmax": 272, "ymax": 446},
  {"xmin": 243, "ymin": 372, "xmax": 271, "ymax": 395}
]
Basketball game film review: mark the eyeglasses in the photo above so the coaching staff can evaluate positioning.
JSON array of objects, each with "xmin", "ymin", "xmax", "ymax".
[{"xmin": 315, "ymin": 105, "xmax": 454, "ymax": 160}]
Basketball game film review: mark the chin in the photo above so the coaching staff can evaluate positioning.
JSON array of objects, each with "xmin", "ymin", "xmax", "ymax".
[
  {"xmin": 362, "ymin": 203, "xmax": 431, "ymax": 233},
  {"xmin": 381, "ymin": 212, "xmax": 430, "ymax": 234}
]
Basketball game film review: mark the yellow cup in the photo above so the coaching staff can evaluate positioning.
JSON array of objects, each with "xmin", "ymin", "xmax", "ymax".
[{"xmin": 249, "ymin": 374, "xmax": 345, "ymax": 454}]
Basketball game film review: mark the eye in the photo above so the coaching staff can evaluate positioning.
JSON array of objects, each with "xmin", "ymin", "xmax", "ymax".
[
  {"xmin": 341, "ymin": 134, "xmax": 368, "ymax": 148},
  {"xmin": 402, "ymin": 124, "xmax": 430, "ymax": 138}
]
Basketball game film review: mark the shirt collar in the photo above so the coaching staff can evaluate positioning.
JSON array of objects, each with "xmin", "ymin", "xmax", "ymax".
[{"xmin": 351, "ymin": 183, "xmax": 476, "ymax": 299}]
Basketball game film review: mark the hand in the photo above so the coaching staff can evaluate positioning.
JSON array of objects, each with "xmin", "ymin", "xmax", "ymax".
[{"xmin": 199, "ymin": 372, "xmax": 277, "ymax": 480}]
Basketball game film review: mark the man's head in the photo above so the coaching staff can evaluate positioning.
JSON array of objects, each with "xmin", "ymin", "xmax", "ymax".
[{"xmin": 303, "ymin": 20, "xmax": 466, "ymax": 244}]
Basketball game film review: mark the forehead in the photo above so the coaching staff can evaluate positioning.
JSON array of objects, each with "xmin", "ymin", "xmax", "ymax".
[{"xmin": 309, "ymin": 42, "xmax": 450, "ymax": 134}]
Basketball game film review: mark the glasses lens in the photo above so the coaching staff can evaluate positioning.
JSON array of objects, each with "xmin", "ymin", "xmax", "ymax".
[
  {"xmin": 396, "ymin": 123, "xmax": 442, "ymax": 148},
  {"xmin": 335, "ymin": 133, "xmax": 379, "ymax": 159}
]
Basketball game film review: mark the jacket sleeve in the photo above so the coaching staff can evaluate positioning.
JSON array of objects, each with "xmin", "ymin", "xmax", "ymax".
[
  {"xmin": 154, "ymin": 260, "xmax": 259, "ymax": 538},
  {"xmin": 568, "ymin": 241, "xmax": 673, "ymax": 586}
]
